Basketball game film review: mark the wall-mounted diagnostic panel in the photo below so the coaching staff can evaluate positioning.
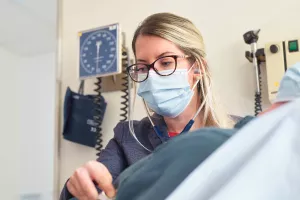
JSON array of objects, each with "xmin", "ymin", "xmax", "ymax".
[{"xmin": 265, "ymin": 38, "xmax": 300, "ymax": 101}]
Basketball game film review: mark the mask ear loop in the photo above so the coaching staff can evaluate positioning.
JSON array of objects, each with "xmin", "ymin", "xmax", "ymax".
[
  {"xmin": 181, "ymin": 61, "xmax": 208, "ymax": 133},
  {"xmin": 192, "ymin": 60, "xmax": 211, "ymax": 121},
  {"xmin": 199, "ymin": 58, "xmax": 221, "ymax": 127},
  {"xmin": 190, "ymin": 59, "xmax": 212, "ymax": 125},
  {"xmin": 197, "ymin": 59, "xmax": 208, "ymax": 125},
  {"xmin": 188, "ymin": 62, "xmax": 200, "ymax": 91}
]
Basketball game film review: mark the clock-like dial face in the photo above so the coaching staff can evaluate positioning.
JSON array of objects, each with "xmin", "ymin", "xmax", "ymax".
[{"xmin": 80, "ymin": 30, "xmax": 117, "ymax": 75}]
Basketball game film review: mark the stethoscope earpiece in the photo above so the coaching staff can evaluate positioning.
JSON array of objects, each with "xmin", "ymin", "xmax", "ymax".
[{"xmin": 194, "ymin": 68, "xmax": 201, "ymax": 74}]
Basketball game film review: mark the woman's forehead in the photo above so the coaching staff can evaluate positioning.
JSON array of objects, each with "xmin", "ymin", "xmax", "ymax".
[{"xmin": 135, "ymin": 35, "xmax": 184, "ymax": 62}]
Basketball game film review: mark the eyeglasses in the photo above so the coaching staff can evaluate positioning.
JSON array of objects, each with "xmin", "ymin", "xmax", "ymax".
[{"xmin": 127, "ymin": 55, "xmax": 190, "ymax": 82}]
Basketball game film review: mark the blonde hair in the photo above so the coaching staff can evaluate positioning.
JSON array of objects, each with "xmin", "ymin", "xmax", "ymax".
[{"xmin": 132, "ymin": 12, "xmax": 233, "ymax": 128}]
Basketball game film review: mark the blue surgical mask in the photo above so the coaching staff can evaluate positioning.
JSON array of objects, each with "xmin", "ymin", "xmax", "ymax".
[
  {"xmin": 274, "ymin": 62, "xmax": 300, "ymax": 103},
  {"xmin": 137, "ymin": 67, "xmax": 195, "ymax": 118}
]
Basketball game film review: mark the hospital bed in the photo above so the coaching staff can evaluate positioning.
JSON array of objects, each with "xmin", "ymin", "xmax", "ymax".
[{"xmin": 167, "ymin": 98, "xmax": 300, "ymax": 200}]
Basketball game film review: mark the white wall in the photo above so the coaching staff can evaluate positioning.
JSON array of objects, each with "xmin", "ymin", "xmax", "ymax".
[
  {"xmin": 59, "ymin": 0, "xmax": 300, "ymax": 190},
  {"xmin": 0, "ymin": 47, "xmax": 19, "ymax": 200},
  {"xmin": 0, "ymin": 1, "xmax": 58, "ymax": 199},
  {"xmin": 17, "ymin": 53, "xmax": 56, "ymax": 200},
  {"xmin": 0, "ymin": 47, "xmax": 56, "ymax": 200}
]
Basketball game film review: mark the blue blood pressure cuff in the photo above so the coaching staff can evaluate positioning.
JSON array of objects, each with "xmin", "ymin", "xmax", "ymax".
[{"xmin": 62, "ymin": 81, "xmax": 107, "ymax": 147}]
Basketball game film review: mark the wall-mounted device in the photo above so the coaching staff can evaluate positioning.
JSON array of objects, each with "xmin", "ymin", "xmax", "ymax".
[
  {"xmin": 244, "ymin": 30, "xmax": 264, "ymax": 116},
  {"xmin": 76, "ymin": 24, "xmax": 131, "ymax": 156},
  {"xmin": 265, "ymin": 39, "xmax": 300, "ymax": 101},
  {"xmin": 78, "ymin": 23, "xmax": 122, "ymax": 79},
  {"xmin": 244, "ymin": 30, "xmax": 300, "ymax": 115}
]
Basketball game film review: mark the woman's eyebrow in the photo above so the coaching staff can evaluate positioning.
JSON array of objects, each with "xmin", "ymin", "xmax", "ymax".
[
  {"xmin": 156, "ymin": 51, "xmax": 175, "ymax": 59},
  {"xmin": 136, "ymin": 58, "xmax": 147, "ymax": 63},
  {"xmin": 136, "ymin": 51, "xmax": 175, "ymax": 63}
]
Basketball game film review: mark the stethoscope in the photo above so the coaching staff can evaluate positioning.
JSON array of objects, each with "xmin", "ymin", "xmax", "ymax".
[
  {"xmin": 129, "ymin": 82, "xmax": 210, "ymax": 152},
  {"xmin": 128, "ymin": 63, "xmax": 211, "ymax": 152},
  {"xmin": 144, "ymin": 96, "xmax": 207, "ymax": 139}
]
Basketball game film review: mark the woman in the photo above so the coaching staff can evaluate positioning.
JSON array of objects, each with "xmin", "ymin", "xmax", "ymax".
[{"xmin": 60, "ymin": 12, "xmax": 233, "ymax": 200}]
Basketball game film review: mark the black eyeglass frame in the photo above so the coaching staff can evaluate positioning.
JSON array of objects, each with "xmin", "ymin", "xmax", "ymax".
[{"xmin": 126, "ymin": 55, "xmax": 190, "ymax": 83}]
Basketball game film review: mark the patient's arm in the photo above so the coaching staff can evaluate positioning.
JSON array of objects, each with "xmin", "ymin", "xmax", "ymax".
[
  {"xmin": 234, "ymin": 102, "xmax": 288, "ymax": 129},
  {"xmin": 258, "ymin": 102, "xmax": 287, "ymax": 116}
]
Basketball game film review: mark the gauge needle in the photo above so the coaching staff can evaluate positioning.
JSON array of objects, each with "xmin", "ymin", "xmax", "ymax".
[
  {"xmin": 112, "ymin": 75, "xmax": 117, "ymax": 84},
  {"xmin": 96, "ymin": 41, "xmax": 102, "ymax": 70}
]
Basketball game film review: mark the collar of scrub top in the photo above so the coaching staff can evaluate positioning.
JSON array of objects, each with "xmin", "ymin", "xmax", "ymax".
[
  {"xmin": 147, "ymin": 85, "xmax": 208, "ymax": 141},
  {"xmin": 148, "ymin": 111, "xmax": 199, "ymax": 141},
  {"xmin": 152, "ymin": 119, "xmax": 195, "ymax": 140},
  {"xmin": 147, "ymin": 114, "xmax": 169, "ymax": 142}
]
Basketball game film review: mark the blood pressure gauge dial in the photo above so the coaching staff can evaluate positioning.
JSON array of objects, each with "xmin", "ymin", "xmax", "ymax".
[{"xmin": 79, "ymin": 24, "xmax": 121, "ymax": 79}]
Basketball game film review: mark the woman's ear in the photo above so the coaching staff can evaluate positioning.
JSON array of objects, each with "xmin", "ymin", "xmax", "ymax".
[{"xmin": 193, "ymin": 61, "xmax": 203, "ymax": 80}]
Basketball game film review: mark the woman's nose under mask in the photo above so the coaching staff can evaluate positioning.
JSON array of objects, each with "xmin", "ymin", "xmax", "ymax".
[{"xmin": 137, "ymin": 66, "xmax": 197, "ymax": 118}]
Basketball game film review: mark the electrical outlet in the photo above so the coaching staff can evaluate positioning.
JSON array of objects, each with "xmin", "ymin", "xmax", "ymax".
[{"xmin": 20, "ymin": 193, "xmax": 41, "ymax": 200}]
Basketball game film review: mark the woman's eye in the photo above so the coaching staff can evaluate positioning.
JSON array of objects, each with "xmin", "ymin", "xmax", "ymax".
[
  {"xmin": 135, "ymin": 65, "xmax": 148, "ymax": 73},
  {"xmin": 159, "ymin": 58, "xmax": 174, "ymax": 68},
  {"xmin": 137, "ymin": 68, "xmax": 145, "ymax": 72},
  {"xmin": 162, "ymin": 62, "xmax": 172, "ymax": 67}
]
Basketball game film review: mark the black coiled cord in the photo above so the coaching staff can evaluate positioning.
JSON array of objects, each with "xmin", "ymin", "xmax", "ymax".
[
  {"xmin": 94, "ymin": 77, "xmax": 104, "ymax": 157},
  {"xmin": 254, "ymin": 64, "xmax": 262, "ymax": 116},
  {"xmin": 255, "ymin": 92, "xmax": 262, "ymax": 116},
  {"xmin": 120, "ymin": 48, "xmax": 129, "ymax": 122},
  {"xmin": 93, "ymin": 46, "xmax": 130, "ymax": 156}
]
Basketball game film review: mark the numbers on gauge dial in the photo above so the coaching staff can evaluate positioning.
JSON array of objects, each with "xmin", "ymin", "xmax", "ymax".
[{"xmin": 80, "ymin": 30, "xmax": 117, "ymax": 74}]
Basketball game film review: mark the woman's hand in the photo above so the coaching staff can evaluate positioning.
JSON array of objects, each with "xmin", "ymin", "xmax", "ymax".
[{"xmin": 66, "ymin": 161, "xmax": 116, "ymax": 200}]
